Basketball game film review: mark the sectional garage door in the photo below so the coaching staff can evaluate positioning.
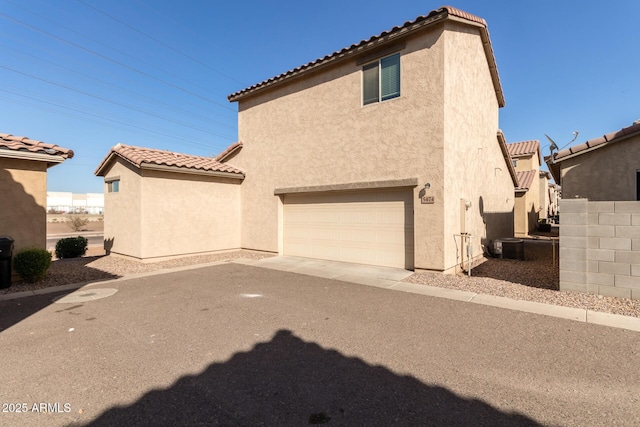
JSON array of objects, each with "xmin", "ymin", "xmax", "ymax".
[{"xmin": 283, "ymin": 189, "xmax": 414, "ymax": 269}]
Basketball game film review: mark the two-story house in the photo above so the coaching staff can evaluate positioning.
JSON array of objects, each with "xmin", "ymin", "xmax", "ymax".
[
  {"xmin": 223, "ymin": 6, "xmax": 516, "ymax": 272},
  {"xmin": 507, "ymin": 140, "xmax": 547, "ymax": 236},
  {"xmin": 97, "ymin": 6, "xmax": 517, "ymax": 272}
]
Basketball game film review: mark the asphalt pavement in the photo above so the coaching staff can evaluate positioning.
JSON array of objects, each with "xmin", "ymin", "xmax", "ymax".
[{"xmin": 0, "ymin": 262, "xmax": 638, "ymax": 426}]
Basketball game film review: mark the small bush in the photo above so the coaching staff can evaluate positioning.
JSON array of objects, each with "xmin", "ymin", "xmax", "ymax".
[
  {"xmin": 13, "ymin": 248, "xmax": 52, "ymax": 283},
  {"xmin": 55, "ymin": 236, "xmax": 88, "ymax": 259},
  {"xmin": 68, "ymin": 215, "xmax": 89, "ymax": 232}
]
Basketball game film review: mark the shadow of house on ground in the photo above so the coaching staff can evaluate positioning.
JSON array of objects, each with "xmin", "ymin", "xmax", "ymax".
[{"xmin": 84, "ymin": 329, "xmax": 541, "ymax": 426}]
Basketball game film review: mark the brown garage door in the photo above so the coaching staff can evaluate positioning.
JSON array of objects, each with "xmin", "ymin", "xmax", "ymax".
[{"xmin": 283, "ymin": 189, "xmax": 414, "ymax": 269}]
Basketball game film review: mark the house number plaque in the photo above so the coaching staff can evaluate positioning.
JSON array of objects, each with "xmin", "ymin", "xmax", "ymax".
[{"xmin": 421, "ymin": 196, "xmax": 434, "ymax": 204}]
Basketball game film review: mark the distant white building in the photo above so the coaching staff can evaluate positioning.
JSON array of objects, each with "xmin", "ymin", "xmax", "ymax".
[{"xmin": 47, "ymin": 192, "xmax": 104, "ymax": 214}]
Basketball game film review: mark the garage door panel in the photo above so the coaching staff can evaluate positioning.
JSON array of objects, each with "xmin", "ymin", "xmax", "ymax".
[{"xmin": 283, "ymin": 190, "xmax": 414, "ymax": 269}]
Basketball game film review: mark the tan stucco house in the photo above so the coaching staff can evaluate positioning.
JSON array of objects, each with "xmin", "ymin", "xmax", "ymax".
[
  {"xmin": 546, "ymin": 120, "xmax": 640, "ymax": 201},
  {"xmin": 507, "ymin": 140, "xmax": 546, "ymax": 236},
  {"xmin": 97, "ymin": 6, "xmax": 517, "ymax": 272},
  {"xmin": 0, "ymin": 133, "xmax": 74, "ymax": 256},
  {"xmin": 94, "ymin": 144, "xmax": 245, "ymax": 260}
]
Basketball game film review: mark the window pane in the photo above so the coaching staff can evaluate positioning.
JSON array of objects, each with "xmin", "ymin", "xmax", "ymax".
[
  {"xmin": 363, "ymin": 62, "xmax": 379, "ymax": 105},
  {"xmin": 381, "ymin": 54, "xmax": 400, "ymax": 101},
  {"xmin": 113, "ymin": 180, "xmax": 119, "ymax": 192}
]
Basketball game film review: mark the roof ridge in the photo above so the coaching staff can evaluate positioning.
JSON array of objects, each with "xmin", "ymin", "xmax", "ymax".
[{"xmin": 228, "ymin": 6, "xmax": 503, "ymax": 105}]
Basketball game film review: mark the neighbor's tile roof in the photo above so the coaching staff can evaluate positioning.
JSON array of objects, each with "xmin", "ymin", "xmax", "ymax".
[
  {"xmin": 228, "ymin": 6, "xmax": 504, "ymax": 106},
  {"xmin": 0, "ymin": 133, "xmax": 74, "ymax": 159},
  {"xmin": 94, "ymin": 144, "xmax": 244, "ymax": 177},
  {"xmin": 506, "ymin": 140, "xmax": 539, "ymax": 157},
  {"xmin": 214, "ymin": 141, "xmax": 243, "ymax": 162},
  {"xmin": 515, "ymin": 170, "xmax": 537, "ymax": 191},
  {"xmin": 507, "ymin": 140, "xmax": 542, "ymax": 165},
  {"xmin": 554, "ymin": 121, "xmax": 640, "ymax": 161}
]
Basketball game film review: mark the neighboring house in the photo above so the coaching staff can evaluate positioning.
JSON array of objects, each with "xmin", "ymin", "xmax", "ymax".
[
  {"xmin": 507, "ymin": 140, "xmax": 544, "ymax": 236},
  {"xmin": 546, "ymin": 120, "xmax": 640, "ymax": 200},
  {"xmin": 95, "ymin": 144, "xmax": 244, "ymax": 260},
  {"xmin": 0, "ymin": 133, "xmax": 73, "ymax": 256},
  {"xmin": 546, "ymin": 120, "xmax": 640, "ymax": 300},
  {"xmin": 96, "ymin": 6, "xmax": 517, "ymax": 272},
  {"xmin": 548, "ymin": 183, "xmax": 560, "ymax": 218}
]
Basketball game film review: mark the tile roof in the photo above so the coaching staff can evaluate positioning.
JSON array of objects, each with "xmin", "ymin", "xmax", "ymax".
[
  {"xmin": 553, "ymin": 121, "xmax": 640, "ymax": 161},
  {"xmin": 94, "ymin": 144, "xmax": 244, "ymax": 177},
  {"xmin": 515, "ymin": 170, "xmax": 537, "ymax": 192},
  {"xmin": 228, "ymin": 6, "xmax": 504, "ymax": 107},
  {"xmin": 214, "ymin": 141, "xmax": 243, "ymax": 162},
  {"xmin": 0, "ymin": 133, "xmax": 74, "ymax": 159},
  {"xmin": 506, "ymin": 140, "xmax": 539, "ymax": 157}
]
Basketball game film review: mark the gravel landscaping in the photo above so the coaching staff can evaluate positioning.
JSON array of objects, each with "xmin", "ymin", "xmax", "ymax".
[
  {"xmin": 404, "ymin": 239, "xmax": 640, "ymax": 318},
  {"xmin": 3, "ymin": 239, "xmax": 639, "ymax": 319}
]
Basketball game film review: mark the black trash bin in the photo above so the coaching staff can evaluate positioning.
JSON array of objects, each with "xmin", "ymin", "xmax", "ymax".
[{"xmin": 0, "ymin": 236, "xmax": 14, "ymax": 289}]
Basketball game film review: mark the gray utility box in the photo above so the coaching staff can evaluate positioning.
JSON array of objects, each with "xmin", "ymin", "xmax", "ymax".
[
  {"xmin": 0, "ymin": 236, "xmax": 14, "ymax": 289},
  {"xmin": 494, "ymin": 238, "xmax": 525, "ymax": 260}
]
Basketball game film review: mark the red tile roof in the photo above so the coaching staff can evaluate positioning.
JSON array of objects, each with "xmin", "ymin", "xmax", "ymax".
[
  {"xmin": 0, "ymin": 133, "xmax": 74, "ymax": 159},
  {"xmin": 228, "ymin": 6, "xmax": 504, "ymax": 107},
  {"xmin": 507, "ymin": 140, "xmax": 542, "ymax": 166},
  {"xmin": 553, "ymin": 121, "xmax": 640, "ymax": 161},
  {"xmin": 515, "ymin": 170, "xmax": 537, "ymax": 192},
  {"xmin": 215, "ymin": 141, "xmax": 243, "ymax": 162},
  {"xmin": 94, "ymin": 144, "xmax": 244, "ymax": 177}
]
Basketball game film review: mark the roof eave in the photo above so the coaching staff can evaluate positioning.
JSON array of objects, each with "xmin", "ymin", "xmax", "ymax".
[
  {"xmin": 140, "ymin": 162, "xmax": 245, "ymax": 180},
  {"xmin": 497, "ymin": 131, "xmax": 519, "ymax": 187},
  {"xmin": 0, "ymin": 148, "xmax": 67, "ymax": 167}
]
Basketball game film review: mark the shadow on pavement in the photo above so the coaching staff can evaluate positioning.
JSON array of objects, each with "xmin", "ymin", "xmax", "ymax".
[{"xmin": 83, "ymin": 329, "xmax": 542, "ymax": 426}]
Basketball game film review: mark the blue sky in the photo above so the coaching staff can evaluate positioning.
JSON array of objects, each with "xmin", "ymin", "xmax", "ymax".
[{"xmin": 1, "ymin": 0, "xmax": 638, "ymax": 193}]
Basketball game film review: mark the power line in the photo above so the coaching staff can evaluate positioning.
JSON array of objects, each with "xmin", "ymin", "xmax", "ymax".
[
  {"xmin": 77, "ymin": 0, "xmax": 247, "ymax": 86},
  {"xmin": 0, "ymin": 88, "xmax": 232, "ymax": 153},
  {"xmin": 0, "ymin": 64, "xmax": 236, "ymax": 140},
  {"xmin": 0, "ymin": 11, "xmax": 236, "ymax": 112},
  {"xmin": 4, "ymin": 0, "xmax": 234, "ymax": 102},
  {"xmin": 0, "ymin": 38, "xmax": 236, "ymax": 131}
]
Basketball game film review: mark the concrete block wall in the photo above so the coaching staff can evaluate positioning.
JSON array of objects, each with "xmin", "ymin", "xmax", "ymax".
[{"xmin": 560, "ymin": 199, "xmax": 640, "ymax": 299}]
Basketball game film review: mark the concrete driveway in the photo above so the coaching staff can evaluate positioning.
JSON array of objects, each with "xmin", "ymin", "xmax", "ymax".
[{"xmin": 0, "ymin": 262, "xmax": 638, "ymax": 426}]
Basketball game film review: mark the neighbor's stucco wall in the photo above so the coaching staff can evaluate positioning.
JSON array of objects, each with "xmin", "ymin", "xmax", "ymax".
[
  {"xmin": 559, "ymin": 134, "xmax": 640, "ymax": 201},
  {"xmin": 139, "ymin": 169, "xmax": 241, "ymax": 259},
  {"xmin": 103, "ymin": 159, "xmax": 142, "ymax": 258},
  {"xmin": 513, "ymin": 154, "xmax": 538, "ymax": 172},
  {"xmin": 442, "ymin": 21, "xmax": 513, "ymax": 271},
  {"xmin": 233, "ymin": 25, "xmax": 448, "ymax": 270},
  {"xmin": 0, "ymin": 158, "xmax": 48, "ymax": 254}
]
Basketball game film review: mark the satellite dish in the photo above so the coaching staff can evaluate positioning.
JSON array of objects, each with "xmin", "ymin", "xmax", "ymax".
[{"xmin": 544, "ymin": 134, "xmax": 559, "ymax": 152}]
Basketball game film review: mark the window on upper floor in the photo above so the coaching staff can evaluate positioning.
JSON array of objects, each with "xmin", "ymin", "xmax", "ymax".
[
  {"xmin": 512, "ymin": 159, "xmax": 518, "ymax": 167},
  {"xmin": 107, "ymin": 179, "xmax": 120, "ymax": 193},
  {"xmin": 362, "ymin": 53, "xmax": 400, "ymax": 105}
]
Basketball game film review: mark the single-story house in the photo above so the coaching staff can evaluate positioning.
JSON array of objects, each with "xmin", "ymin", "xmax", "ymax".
[
  {"xmin": 94, "ymin": 143, "xmax": 244, "ymax": 260},
  {"xmin": 0, "ymin": 133, "xmax": 74, "ymax": 256},
  {"xmin": 97, "ymin": 6, "xmax": 517, "ymax": 272},
  {"xmin": 546, "ymin": 120, "xmax": 640, "ymax": 200}
]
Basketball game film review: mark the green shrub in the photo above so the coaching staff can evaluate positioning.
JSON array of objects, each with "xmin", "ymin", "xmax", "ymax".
[
  {"xmin": 13, "ymin": 248, "xmax": 52, "ymax": 283},
  {"xmin": 55, "ymin": 236, "xmax": 88, "ymax": 259}
]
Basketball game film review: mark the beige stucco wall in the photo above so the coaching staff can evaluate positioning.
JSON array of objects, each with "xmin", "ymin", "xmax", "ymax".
[
  {"xmin": 102, "ymin": 159, "xmax": 242, "ymax": 260},
  {"xmin": 103, "ymin": 159, "xmax": 143, "ymax": 258},
  {"xmin": 232, "ymin": 21, "xmax": 511, "ymax": 271},
  {"xmin": 0, "ymin": 158, "xmax": 48, "ymax": 257},
  {"xmin": 539, "ymin": 175, "xmax": 549, "ymax": 219},
  {"xmin": 559, "ymin": 135, "xmax": 640, "ymax": 201},
  {"xmin": 442, "ymin": 21, "xmax": 514, "ymax": 271},
  {"xmin": 513, "ymin": 155, "xmax": 537, "ymax": 172},
  {"xmin": 233, "ymin": 25, "xmax": 446, "ymax": 270},
  {"xmin": 139, "ymin": 169, "xmax": 241, "ymax": 259}
]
